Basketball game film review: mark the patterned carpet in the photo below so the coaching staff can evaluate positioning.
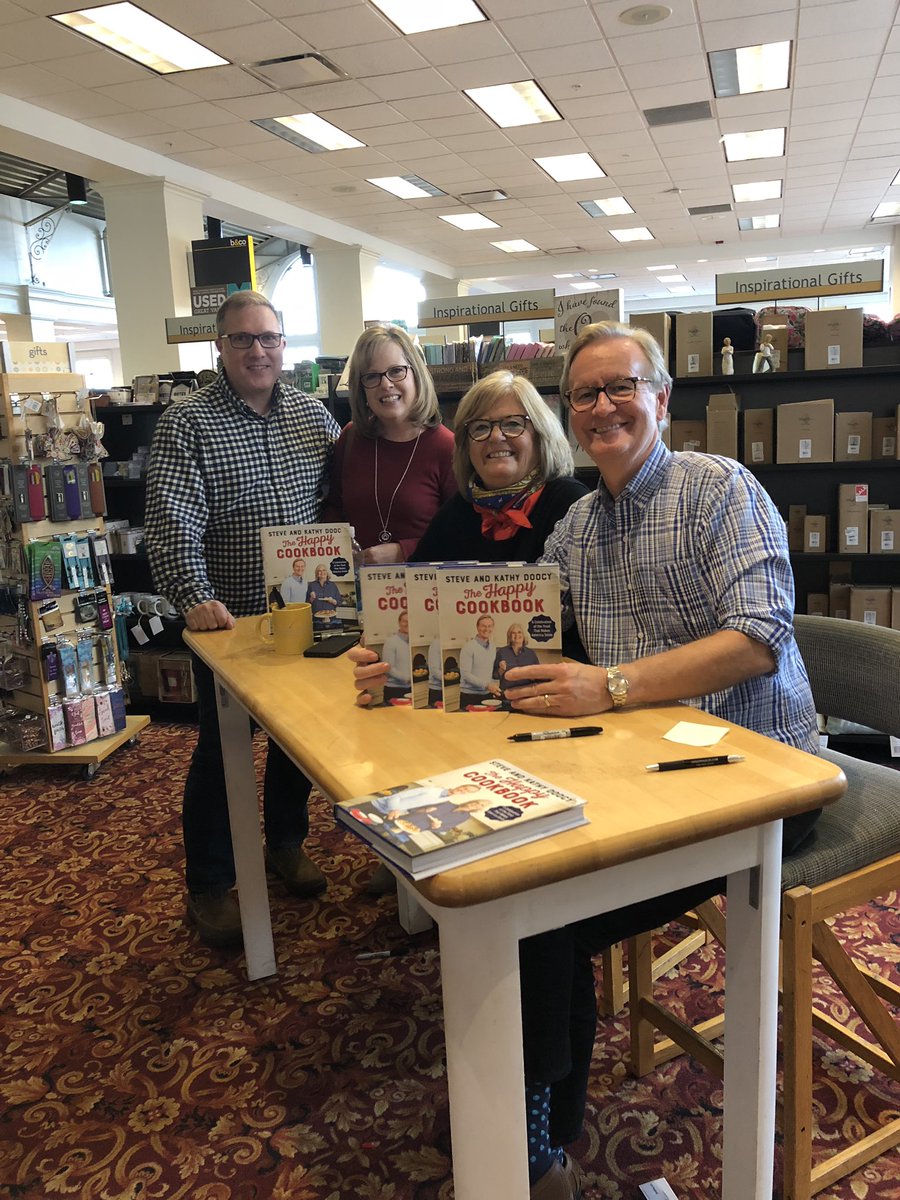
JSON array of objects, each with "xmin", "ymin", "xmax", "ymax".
[{"xmin": 0, "ymin": 719, "xmax": 897, "ymax": 1200}]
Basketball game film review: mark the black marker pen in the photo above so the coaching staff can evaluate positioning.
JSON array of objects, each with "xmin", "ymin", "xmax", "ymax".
[
  {"xmin": 645, "ymin": 755, "xmax": 744, "ymax": 772},
  {"xmin": 508, "ymin": 726, "xmax": 603, "ymax": 743}
]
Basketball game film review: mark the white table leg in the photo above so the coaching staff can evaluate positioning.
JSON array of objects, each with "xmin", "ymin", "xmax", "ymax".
[
  {"xmin": 396, "ymin": 881, "xmax": 434, "ymax": 933},
  {"xmin": 215, "ymin": 681, "xmax": 277, "ymax": 981},
  {"xmin": 722, "ymin": 819, "xmax": 782, "ymax": 1199},
  {"xmin": 437, "ymin": 900, "xmax": 530, "ymax": 1200}
]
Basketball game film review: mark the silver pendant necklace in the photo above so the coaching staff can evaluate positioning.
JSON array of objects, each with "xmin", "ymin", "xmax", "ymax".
[{"xmin": 374, "ymin": 430, "xmax": 422, "ymax": 543}]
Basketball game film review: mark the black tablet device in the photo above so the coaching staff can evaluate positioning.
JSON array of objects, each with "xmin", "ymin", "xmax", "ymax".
[{"xmin": 303, "ymin": 633, "xmax": 361, "ymax": 658}]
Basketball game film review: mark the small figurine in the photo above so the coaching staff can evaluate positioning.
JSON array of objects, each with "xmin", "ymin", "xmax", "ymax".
[
  {"xmin": 721, "ymin": 337, "xmax": 734, "ymax": 376},
  {"xmin": 752, "ymin": 334, "xmax": 774, "ymax": 374}
]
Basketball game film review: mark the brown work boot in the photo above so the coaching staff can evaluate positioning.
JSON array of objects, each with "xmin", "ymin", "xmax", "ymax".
[
  {"xmin": 364, "ymin": 861, "xmax": 396, "ymax": 897},
  {"xmin": 186, "ymin": 889, "xmax": 243, "ymax": 947},
  {"xmin": 266, "ymin": 845, "xmax": 327, "ymax": 897},
  {"xmin": 530, "ymin": 1154, "xmax": 583, "ymax": 1200}
]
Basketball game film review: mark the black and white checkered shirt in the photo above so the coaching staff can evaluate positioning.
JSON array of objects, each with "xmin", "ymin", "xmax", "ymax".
[{"xmin": 145, "ymin": 371, "xmax": 340, "ymax": 618}]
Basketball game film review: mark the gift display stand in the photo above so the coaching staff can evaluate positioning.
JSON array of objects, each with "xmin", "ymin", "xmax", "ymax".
[{"xmin": 0, "ymin": 368, "xmax": 149, "ymax": 779}]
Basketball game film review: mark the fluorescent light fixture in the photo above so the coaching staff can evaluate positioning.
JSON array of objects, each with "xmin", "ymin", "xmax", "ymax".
[
  {"xmin": 697, "ymin": 258, "xmax": 708, "ymax": 262},
  {"xmin": 439, "ymin": 212, "xmax": 499, "ymax": 230},
  {"xmin": 892, "ymin": 169, "xmax": 900, "ymax": 187},
  {"xmin": 367, "ymin": 175, "xmax": 446, "ymax": 199},
  {"xmin": 722, "ymin": 128, "xmax": 785, "ymax": 162},
  {"xmin": 585, "ymin": 272, "xmax": 617, "ymax": 280},
  {"xmin": 732, "ymin": 179, "xmax": 782, "ymax": 203},
  {"xmin": 570, "ymin": 281, "xmax": 600, "ymax": 290},
  {"xmin": 656, "ymin": 273, "xmax": 686, "ymax": 283},
  {"xmin": 579, "ymin": 196, "xmax": 634, "ymax": 218},
  {"xmin": 745, "ymin": 255, "xmax": 775, "ymax": 263},
  {"xmin": 534, "ymin": 153, "xmax": 605, "ymax": 182},
  {"xmin": 609, "ymin": 227, "xmax": 653, "ymax": 242},
  {"xmin": 369, "ymin": 0, "xmax": 485, "ymax": 34},
  {"xmin": 667, "ymin": 286, "xmax": 695, "ymax": 295},
  {"xmin": 647, "ymin": 264, "xmax": 676, "ymax": 271},
  {"xmin": 51, "ymin": 3, "xmax": 228, "ymax": 73},
  {"xmin": 848, "ymin": 245, "xmax": 878, "ymax": 254},
  {"xmin": 491, "ymin": 239, "xmax": 539, "ymax": 253},
  {"xmin": 738, "ymin": 213, "xmax": 780, "ymax": 230},
  {"xmin": 553, "ymin": 273, "xmax": 576, "ymax": 278},
  {"xmin": 708, "ymin": 41, "xmax": 791, "ymax": 98},
  {"xmin": 254, "ymin": 114, "xmax": 364, "ymax": 153},
  {"xmin": 872, "ymin": 201, "xmax": 900, "ymax": 219},
  {"xmin": 465, "ymin": 79, "xmax": 561, "ymax": 128}
]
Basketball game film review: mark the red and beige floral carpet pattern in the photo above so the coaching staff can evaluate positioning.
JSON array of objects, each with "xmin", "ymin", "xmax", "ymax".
[{"xmin": 1, "ymin": 721, "xmax": 897, "ymax": 1199}]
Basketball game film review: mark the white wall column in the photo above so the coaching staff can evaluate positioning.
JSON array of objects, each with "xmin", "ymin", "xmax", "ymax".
[
  {"xmin": 97, "ymin": 179, "xmax": 207, "ymax": 381},
  {"xmin": 313, "ymin": 242, "xmax": 379, "ymax": 357},
  {"xmin": 420, "ymin": 271, "xmax": 466, "ymax": 344},
  {"xmin": 891, "ymin": 226, "xmax": 900, "ymax": 314}
]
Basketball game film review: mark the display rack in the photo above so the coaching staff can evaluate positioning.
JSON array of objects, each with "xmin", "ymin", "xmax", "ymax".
[{"xmin": 0, "ymin": 369, "xmax": 135, "ymax": 769}]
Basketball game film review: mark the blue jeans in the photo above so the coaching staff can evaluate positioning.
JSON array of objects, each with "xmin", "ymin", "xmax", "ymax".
[{"xmin": 182, "ymin": 652, "xmax": 312, "ymax": 895}]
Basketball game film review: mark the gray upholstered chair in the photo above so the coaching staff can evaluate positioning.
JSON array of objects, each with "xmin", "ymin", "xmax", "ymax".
[{"xmin": 628, "ymin": 614, "xmax": 900, "ymax": 1200}]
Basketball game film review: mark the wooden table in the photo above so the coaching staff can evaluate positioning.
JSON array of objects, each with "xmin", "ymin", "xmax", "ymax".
[{"xmin": 185, "ymin": 617, "xmax": 845, "ymax": 1200}]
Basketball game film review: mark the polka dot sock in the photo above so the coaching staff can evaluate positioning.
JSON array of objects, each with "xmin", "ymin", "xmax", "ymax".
[{"xmin": 525, "ymin": 1084, "xmax": 564, "ymax": 1185}]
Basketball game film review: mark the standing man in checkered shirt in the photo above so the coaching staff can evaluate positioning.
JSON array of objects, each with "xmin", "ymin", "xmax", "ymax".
[{"xmin": 146, "ymin": 290, "xmax": 340, "ymax": 948}]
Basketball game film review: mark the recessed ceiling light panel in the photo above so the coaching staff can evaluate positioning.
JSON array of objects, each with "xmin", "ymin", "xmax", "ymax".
[
  {"xmin": 709, "ymin": 41, "xmax": 791, "ymax": 98},
  {"xmin": 534, "ymin": 153, "xmax": 605, "ymax": 182},
  {"xmin": 491, "ymin": 239, "xmax": 539, "ymax": 253},
  {"xmin": 52, "ymin": 3, "xmax": 228, "ymax": 72},
  {"xmin": 609, "ymin": 227, "xmax": 654, "ymax": 242},
  {"xmin": 732, "ymin": 180, "xmax": 782, "ymax": 203},
  {"xmin": 255, "ymin": 114, "xmax": 364, "ymax": 153},
  {"xmin": 738, "ymin": 213, "xmax": 780, "ymax": 230},
  {"xmin": 872, "ymin": 201, "xmax": 900, "ymax": 219},
  {"xmin": 579, "ymin": 196, "xmax": 634, "ymax": 217},
  {"xmin": 370, "ymin": 0, "xmax": 486, "ymax": 35},
  {"xmin": 439, "ymin": 212, "xmax": 499, "ymax": 229},
  {"xmin": 465, "ymin": 79, "xmax": 561, "ymax": 127},
  {"xmin": 722, "ymin": 128, "xmax": 785, "ymax": 162},
  {"xmin": 656, "ymin": 273, "xmax": 686, "ymax": 283},
  {"xmin": 367, "ymin": 175, "xmax": 446, "ymax": 199}
]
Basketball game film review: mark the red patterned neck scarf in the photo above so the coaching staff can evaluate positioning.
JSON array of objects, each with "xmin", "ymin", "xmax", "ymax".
[{"xmin": 468, "ymin": 471, "xmax": 545, "ymax": 541}]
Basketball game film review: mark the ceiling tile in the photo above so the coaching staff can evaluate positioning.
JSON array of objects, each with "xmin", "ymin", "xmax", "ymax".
[
  {"xmin": 609, "ymin": 25, "xmax": 702, "ymax": 66},
  {"xmin": 500, "ymin": 8, "xmax": 601, "ymax": 53},
  {"xmin": 319, "ymin": 102, "xmax": 407, "ymax": 130},
  {"xmin": 0, "ymin": 64, "xmax": 73, "ymax": 98},
  {"xmin": 363, "ymin": 70, "xmax": 457, "ymax": 104},
  {"xmin": 86, "ymin": 112, "xmax": 177, "ymax": 139},
  {"xmin": 332, "ymin": 39, "xmax": 428, "ymax": 77},
  {"xmin": 203, "ymin": 22, "xmax": 314, "ymax": 61},
  {"xmin": 32, "ymin": 88, "xmax": 130, "ymax": 120},
  {"xmin": 280, "ymin": 6, "xmax": 395, "ymax": 48},
  {"xmin": 702, "ymin": 12, "xmax": 798, "ymax": 51},
  {"xmin": 542, "ymin": 67, "xmax": 627, "ymax": 101},
  {"xmin": 521, "ymin": 41, "xmax": 615, "ymax": 76},
  {"xmin": 1, "ymin": 17, "xmax": 94, "ymax": 62},
  {"xmin": 796, "ymin": 31, "xmax": 887, "ymax": 65},
  {"xmin": 798, "ymin": 0, "xmax": 897, "ymax": 37},
  {"xmin": 407, "ymin": 22, "xmax": 513, "ymax": 66},
  {"xmin": 620, "ymin": 56, "xmax": 707, "ymax": 91},
  {"xmin": 438, "ymin": 54, "xmax": 530, "ymax": 90},
  {"xmin": 174, "ymin": 66, "xmax": 274, "ymax": 101},
  {"xmin": 146, "ymin": 0, "xmax": 273, "ymax": 35}
]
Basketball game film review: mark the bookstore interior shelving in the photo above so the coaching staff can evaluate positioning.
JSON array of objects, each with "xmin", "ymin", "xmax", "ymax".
[{"xmin": 0, "ymin": 370, "xmax": 149, "ymax": 776}]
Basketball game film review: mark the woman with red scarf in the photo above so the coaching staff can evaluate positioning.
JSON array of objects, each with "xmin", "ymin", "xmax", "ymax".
[{"xmin": 413, "ymin": 371, "xmax": 587, "ymax": 565}]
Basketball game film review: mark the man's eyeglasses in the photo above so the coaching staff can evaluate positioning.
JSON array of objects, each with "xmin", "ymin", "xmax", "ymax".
[
  {"xmin": 221, "ymin": 331, "xmax": 284, "ymax": 349},
  {"xmin": 565, "ymin": 377, "xmax": 654, "ymax": 411},
  {"xmin": 361, "ymin": 364, "xmax": 410, "ymax": 389},
  {"xmin": 465, "ymin": 415, "xmax": 531, "ymax": 442}
]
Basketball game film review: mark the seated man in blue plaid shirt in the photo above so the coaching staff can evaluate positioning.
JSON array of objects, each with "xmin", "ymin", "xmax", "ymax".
[
  {"xmin": 146, "ymin": 291, "xmax": 339, "ymax": 948},
  {"xmin": 500, "ymin": 321, "xmax": 820, "ymax": 1200}
]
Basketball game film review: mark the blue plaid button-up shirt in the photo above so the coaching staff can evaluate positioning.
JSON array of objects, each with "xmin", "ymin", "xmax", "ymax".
[{"xmin": 541, "ymin": 438, "xmax": 818, "ymax": 752}]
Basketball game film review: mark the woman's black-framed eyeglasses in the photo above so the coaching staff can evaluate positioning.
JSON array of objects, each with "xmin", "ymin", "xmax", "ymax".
[
  {"xmin": 465, "ymin": 415, "xmax": 532, "ymax": 442},
  {"xmin": 565, "ymin": 377, "xmax": 654, "ymax": 411},
  {"xmin": 361, "ymin": 364, "xmax": 410, "ymax": 389}
]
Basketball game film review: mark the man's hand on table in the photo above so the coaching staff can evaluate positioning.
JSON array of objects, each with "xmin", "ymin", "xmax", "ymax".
[{"xmin": 185, "ymin": 601, "xmax": 236, "ymax": 632}]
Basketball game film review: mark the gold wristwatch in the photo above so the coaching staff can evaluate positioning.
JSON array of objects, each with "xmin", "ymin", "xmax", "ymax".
[{"xmin": 606, "ymin": 665, "xmax": 630, "ymax": 709}]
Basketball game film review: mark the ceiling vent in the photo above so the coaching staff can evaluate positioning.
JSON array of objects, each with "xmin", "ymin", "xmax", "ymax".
[
  {"xmin": 644, "ymin": 101, "xmax": 713, "ymax": 127},
  {"xmin": 688, "ymin": 203, "xmax": 732, "ymax": 215},
  {"xmin": 458, "ymin": 189, "xmax": 510, "ymax": 204},
  {"xmin": 242, "ymin": 54, "xmax": 347, "ymax": 90},
  {"xmin": 544, "ymin": 245, "xmax": 584, "ymax": 254}
]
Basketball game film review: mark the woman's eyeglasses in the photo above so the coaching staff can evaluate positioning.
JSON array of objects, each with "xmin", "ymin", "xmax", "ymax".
[
  {"xmin": 465, "ymin": 415, "xmax": 531, "ymax": 442},
  {"xmin": 220, "ymin": 332, "xmax": 284, "ymax": 349},
  {"xmin": 361, "ymin": 364, "xmax": 410, "ymax": 389},
  {"xmin": 565, "ymin": 377, "xmax": 654, "ymax": 411}
]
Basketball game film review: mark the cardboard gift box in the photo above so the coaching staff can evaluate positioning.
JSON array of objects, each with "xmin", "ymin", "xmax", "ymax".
[
  {"xmin": 706, "ymin": 392, "xmax": 739, "ymax": 459},
  {"xmin": 837, "ymin": 483, "xmax": 869, "ymax": 554},
  {"xmin": 849, "ymin": 586, "xmax": 892, "ymax": 627},
  {"xmin": 675, "ymin": 312, "xmax": 712, "ymax": 377},
  {"xmin": 871, "ymin": 416, "xmax": 896, "ymax": 460},
  {"xmin": 834, "ymin": 411, "xmax": 872, "ymax": 462},
  {"xmin": 776, "ymin": 398, "xmax": 834, "ymax": 463},
  {"xmin": 670, "ymin": 419, "xmax": 706, "ymax": 453},
  {"xmin": 803, "ymin": 515, "xmax": 828, "ymax": 554},
  {"xmin": 743, "ymin": 408, "xmax": 773, "ymax": 465},
  {"xmin": 804, "ymin": 309, "xmax": 863, "ymax": 370}
]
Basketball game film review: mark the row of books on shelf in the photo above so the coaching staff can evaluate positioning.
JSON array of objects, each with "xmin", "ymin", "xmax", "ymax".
[{"xmin": 422, "ymin": 337, "xmax": 556, "ymax": 367}]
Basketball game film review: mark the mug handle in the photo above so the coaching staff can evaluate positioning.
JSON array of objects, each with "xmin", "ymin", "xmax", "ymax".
[{"xmin": 257, "ymin": 615, "xmax": 274, "ymax": 644}]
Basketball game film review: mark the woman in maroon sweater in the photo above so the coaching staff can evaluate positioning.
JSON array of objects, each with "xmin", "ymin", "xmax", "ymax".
[{"xmin": 323, "ymin": 325, "xmax": 456, "ymax": 564}]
